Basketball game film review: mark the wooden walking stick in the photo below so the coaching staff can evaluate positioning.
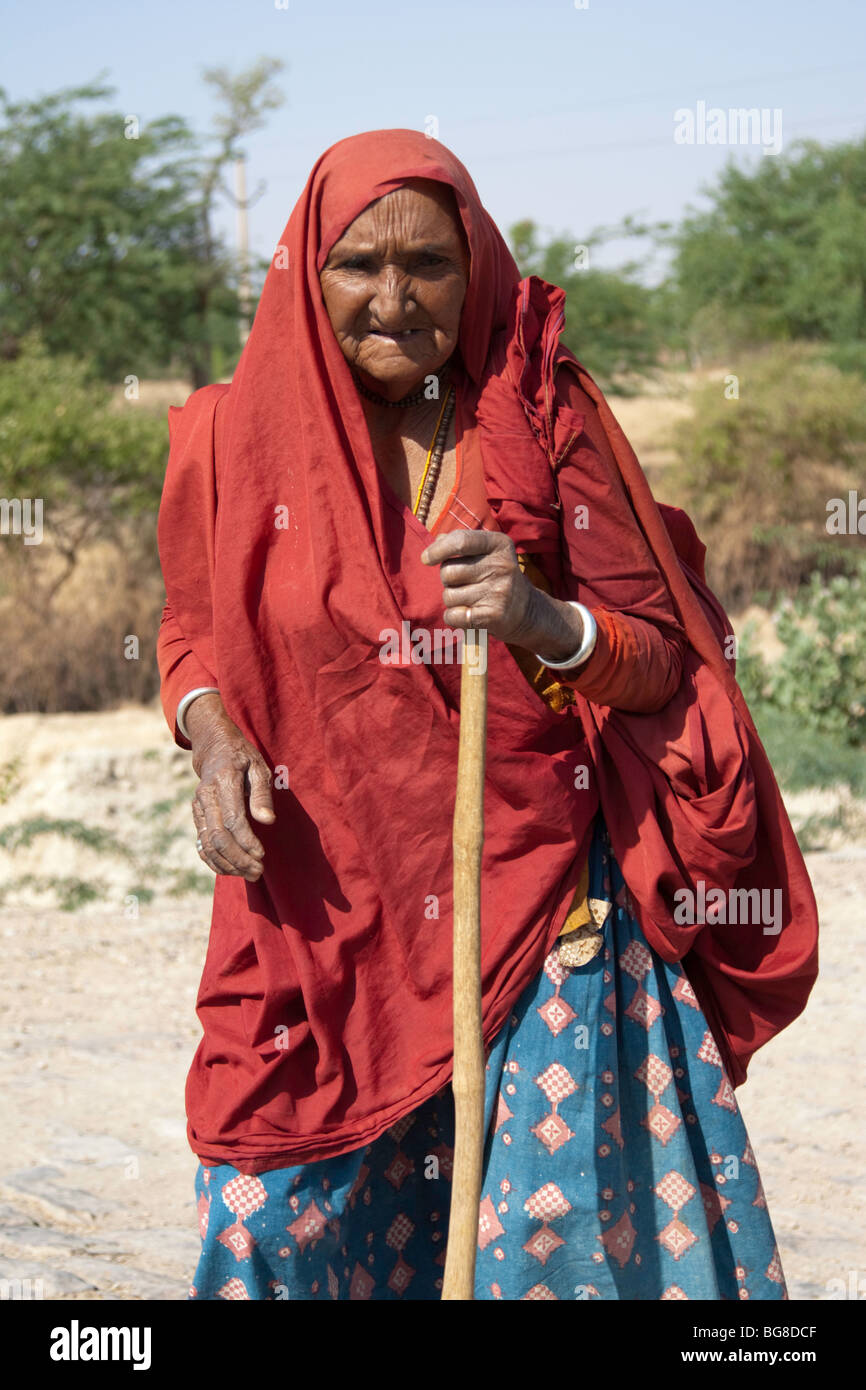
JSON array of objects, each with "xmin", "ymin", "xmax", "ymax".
[{"xmin": 442, "ymin": 626, "xmax": 488, "ymax": 1301}]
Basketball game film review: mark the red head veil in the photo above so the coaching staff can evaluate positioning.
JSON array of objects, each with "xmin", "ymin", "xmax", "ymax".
[{"xmin": 158, "ymin": 129, "xmax": 818, "ymax": 1171}]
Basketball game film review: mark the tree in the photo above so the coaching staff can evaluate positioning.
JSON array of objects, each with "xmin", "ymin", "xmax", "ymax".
[
  {"xmin": 0, "ymin": 63, "xmax": 285, "ymax": 387},
  {"xmin": 671, "ymin": 136, "xmax": 866, "ymax": 359},
  {"xmin": 191, "ymin": 57, "xmax": 285, "ymax": 381},
  {"xmin": 509, "ymin": 217, "xmax": 667, "ymax": 388},
  {"xmin": 0, "ymin": 79, "xmax": 210, "ymax": 380}
]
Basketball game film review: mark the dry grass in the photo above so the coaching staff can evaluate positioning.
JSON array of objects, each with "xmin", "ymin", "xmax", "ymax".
[{"xmin": 0, "ymin": 531, "xmax": 163, "ymax": 713}]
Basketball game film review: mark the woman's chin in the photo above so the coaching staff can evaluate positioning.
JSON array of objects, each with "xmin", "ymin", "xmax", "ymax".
[
  {"xmin": 358, "ymin": 364, "xmax": 430, "ymax": 397},
  {"xmin": 356, "ymin": 353, "xmax": 448, "ymax": 398}
]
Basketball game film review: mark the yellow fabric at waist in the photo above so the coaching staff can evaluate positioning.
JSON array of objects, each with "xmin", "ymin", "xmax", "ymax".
[
  {"xmin": 508, "ymin": 554, "xmax": 577, "ymax": 714},
  {"xmin": 560, "ymin": 855, "xmax": 592, "ymax": 936}
]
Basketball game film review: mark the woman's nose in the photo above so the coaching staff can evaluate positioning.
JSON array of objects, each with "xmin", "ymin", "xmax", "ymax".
[{"xmin": 369, "ymin": 269, "xmax": 416, "ymax": 326}]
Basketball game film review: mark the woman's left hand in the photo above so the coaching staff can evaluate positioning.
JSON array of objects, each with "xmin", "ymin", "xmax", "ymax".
[{"xmin": 421, "ymin": 530, "xmax": 584, "ymax": 662}]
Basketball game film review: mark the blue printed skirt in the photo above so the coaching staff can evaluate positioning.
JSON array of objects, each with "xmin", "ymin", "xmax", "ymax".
[{"xmin": 188, "ymin": 815, "xmax": 786, "ymax": 1301}]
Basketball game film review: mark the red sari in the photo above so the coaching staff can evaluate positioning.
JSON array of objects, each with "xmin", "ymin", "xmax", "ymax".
[{"xmin": 157, "ymin": 129, "xmax": 818, "ymax": 1174}]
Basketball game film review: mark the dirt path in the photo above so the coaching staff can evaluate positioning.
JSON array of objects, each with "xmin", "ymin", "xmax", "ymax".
[{"xmin": 0, "ymin": 707, "xmax": 861, "ymax": 1300}]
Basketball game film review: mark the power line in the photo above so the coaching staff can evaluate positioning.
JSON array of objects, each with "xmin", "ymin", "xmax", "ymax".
[
  {"xmin": 254, "ymin": 61, "xmax": 865, "ymax": 153},
  {"xmin": 456, "ymin": 63, "xmax": 866, "ymax": 124},
  {"xmin": 466, "ymin": 111, "xmax": 866, "ymax": 163}
]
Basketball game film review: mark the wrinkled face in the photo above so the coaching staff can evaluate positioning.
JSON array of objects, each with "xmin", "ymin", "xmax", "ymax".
[{"xmin": 319, "ymin": 179, "xmax": 470, "ymax": 401}]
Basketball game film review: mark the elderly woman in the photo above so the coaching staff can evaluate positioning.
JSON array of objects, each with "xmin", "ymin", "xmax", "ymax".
[{"xmin": 157, "ymin": 129, "xmax": 817, "ymax": 1301}]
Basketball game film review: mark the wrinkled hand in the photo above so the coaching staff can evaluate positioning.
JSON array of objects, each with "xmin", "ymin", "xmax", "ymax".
[
  {"xmin": 187, "ymin": 693, "xmax": 275, "ymax": 881},
  {"xmin": 420, "ymin": 530, "xmax": 584, "ymax": 660}
]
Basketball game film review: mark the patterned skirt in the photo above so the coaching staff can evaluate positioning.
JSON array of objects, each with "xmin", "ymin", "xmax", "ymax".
[{"xmin": 189, "ymin": 815, "xmax": 786, "ymax": 1301}]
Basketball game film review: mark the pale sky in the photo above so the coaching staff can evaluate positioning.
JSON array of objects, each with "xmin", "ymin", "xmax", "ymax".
[{"xmin": 3, "ymin": 0, "xmax": 865, "ymax": 278}]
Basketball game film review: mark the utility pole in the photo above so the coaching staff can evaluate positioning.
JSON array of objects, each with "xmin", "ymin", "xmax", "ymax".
[
  {"xmin": 226, "ymin": 154, "xmax": 266, "ymax": 346},
  {"xmin": 234, "ymin": 157, "xmax": 251, "ymax": 343}
]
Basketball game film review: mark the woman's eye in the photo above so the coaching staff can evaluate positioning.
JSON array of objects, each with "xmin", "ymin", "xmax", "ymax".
[{"xmin": 338, "ymin": 254, "xmax": 445, "ymax": 271}]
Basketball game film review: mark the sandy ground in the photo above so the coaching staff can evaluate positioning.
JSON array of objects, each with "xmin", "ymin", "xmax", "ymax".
[{"xmin": 0, "ymin": 703, "xmax": 862, "ymax": 1302}]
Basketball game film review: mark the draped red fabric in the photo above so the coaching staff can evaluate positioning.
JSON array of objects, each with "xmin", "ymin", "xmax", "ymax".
[{"xmin": 157, "ymin": 129, "xmax": 818, "ymax": 1172}]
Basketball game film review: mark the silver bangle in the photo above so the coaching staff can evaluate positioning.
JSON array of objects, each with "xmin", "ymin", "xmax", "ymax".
[
  {"xmin": 177, "ymin": 686, "xmax": 220, "ymax": 740},
  {"xmin": 534, "ymin": 602, "xmax": 598, "ymax": 671}
]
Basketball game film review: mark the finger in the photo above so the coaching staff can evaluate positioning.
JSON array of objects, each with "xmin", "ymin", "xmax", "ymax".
[
  {"xmin": 439, "ymin": 556, "xmax": 487, "ymax": 587},
  {"xmin": 198, "ymin": 781, "xmax": 263, "ymax": 878},
  {"xmin": 247, "ymin": 759, "xmax": 276, "ymax": 825},
  {"xmin": 196, "ymin": 800, "xmax": 241, "ymax": 876},
  {"xmin": 444, "ymin": 603, "xmax": 489, "ymax": 629},
  {"xmin": 420, "ymin": 529, "xmax": 504, "ymax": 566},
  {"xmin": 441, "ymin": 581, "xmax": 489, "ymax": 612},
  {"xmin": 191, "ymin": 800, "xmax": 209, "ymax": 860},
  {"xmin": 191, "ymin": 796, "xmax": 228, "ymax": 877},
  {"xmin": 216, "ymin": 766, "xmax": 267, "ymax": 860}
]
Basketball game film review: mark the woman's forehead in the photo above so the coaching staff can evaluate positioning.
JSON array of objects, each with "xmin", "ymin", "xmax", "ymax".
[{"xmin": 331, "ymin": 180, "xmax": 468, "ymax": 251}]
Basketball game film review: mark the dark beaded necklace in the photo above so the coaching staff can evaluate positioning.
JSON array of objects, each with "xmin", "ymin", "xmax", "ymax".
[{"xmin": 413, "ymin": 386, "xmax": 457, "ymax": 527}]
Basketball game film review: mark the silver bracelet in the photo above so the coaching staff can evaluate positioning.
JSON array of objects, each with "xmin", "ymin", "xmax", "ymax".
[
  {"xmin": 177, "ymin": 686, "xmax": 220, "ymax": 740},
  {"xmin": 534, "ymin": 602, "xmax": 598, "ymax": 671}
]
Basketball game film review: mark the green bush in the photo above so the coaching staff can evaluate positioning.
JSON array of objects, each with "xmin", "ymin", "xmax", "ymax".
[
  {"xmin": 737, "ymin": 555, "xmax": 866, "ymax": 791},
  {"xmin": 747, "ymin": 704, "xmax": 866, "ymax": 797},
  {"xmin": 767, "ymin": 563, "xmax": 866, "ymax": 748},
  {"xmin": 0, "ymin": 333, "xmax": 168, "ymax": 515},
  {"xmin": 669, "ymin": 344, "xmax": 866, "ymax": 608}
]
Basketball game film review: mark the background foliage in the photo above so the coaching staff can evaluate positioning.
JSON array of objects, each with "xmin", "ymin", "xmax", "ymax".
[
  {"xmin": 0, "ymin": 79, "xmax": 863, "ymax": 769},
  {"xmin": 667, "ymin": 343, "xmax": 866, "ymax": 607}
]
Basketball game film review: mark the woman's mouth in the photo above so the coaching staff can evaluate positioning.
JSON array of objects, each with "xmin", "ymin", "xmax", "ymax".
[{"xmin": 367, "ymin": 329, "xmax": 422, "ymax": 342}]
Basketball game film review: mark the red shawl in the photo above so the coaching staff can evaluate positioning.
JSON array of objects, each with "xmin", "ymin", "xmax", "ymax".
[{"xmin": 157, "ymin": 129, "xmax": 818, "ymax": 1172}]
